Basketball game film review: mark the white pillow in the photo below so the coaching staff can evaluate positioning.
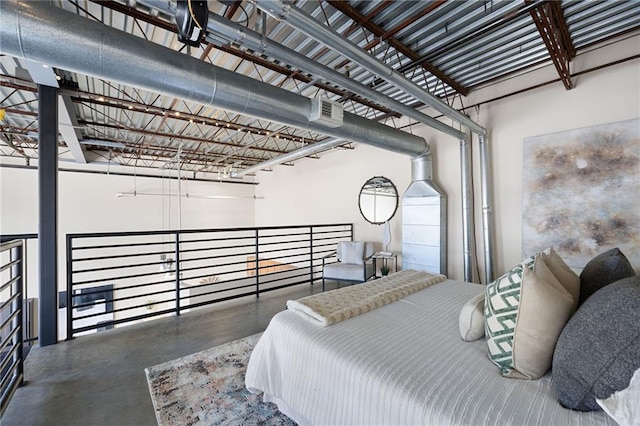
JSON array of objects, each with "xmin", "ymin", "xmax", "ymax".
[
  {"xmin": 340, "ymin": 241, "xmax": 365, "ymax": 265},
  {"xmin": 597, "ymin": 367, "xmax": 640, "ymax": 426},
  {"xmin": 459, "ymin": 291, "xmax": 485, "ymax": 341}
]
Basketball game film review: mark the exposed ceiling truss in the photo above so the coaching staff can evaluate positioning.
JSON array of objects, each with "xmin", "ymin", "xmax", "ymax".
[{"xmin": 0, "ymin": 0, "xmax": 638, "ymax": 178}]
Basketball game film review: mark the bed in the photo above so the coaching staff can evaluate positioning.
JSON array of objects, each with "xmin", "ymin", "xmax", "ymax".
[{"xmin": 245, "ymin": 277, "xmax": 612, "ymax": 425}]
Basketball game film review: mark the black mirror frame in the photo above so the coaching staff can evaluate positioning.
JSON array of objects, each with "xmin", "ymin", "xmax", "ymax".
[{"xmin": 358, "ymin": 175, "xmax": 399, "ymax": 225}]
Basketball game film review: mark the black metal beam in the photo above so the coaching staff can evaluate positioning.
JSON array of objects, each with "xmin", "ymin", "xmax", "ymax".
[{"xmin": 37, "ymin": 84, "xmax": 58, "ymax": 346}]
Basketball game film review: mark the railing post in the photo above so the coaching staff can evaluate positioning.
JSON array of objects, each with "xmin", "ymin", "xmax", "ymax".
[
  {"xmin": 309, "ymin": 226, "xmax": 314, "ymax": 286},
  {"xmin": 254, "ymin": 229, "xmax": 260, "ymax": 298},
  {"xmin": 66, "ymin": 235, "xmax": 74, "ymax": 341},
  {"xmin": 174, "ymin": 231, "xmax": 181, "ymax": 316},
  {"xmin": 11, "ymin": 244, "xmax": 24, "ymax": 385}
]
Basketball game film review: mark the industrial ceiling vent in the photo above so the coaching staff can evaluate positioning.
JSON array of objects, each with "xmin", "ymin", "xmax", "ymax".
[{"xmin": 310, "ymin": 97, "xmax": 344, "ymax": 128}]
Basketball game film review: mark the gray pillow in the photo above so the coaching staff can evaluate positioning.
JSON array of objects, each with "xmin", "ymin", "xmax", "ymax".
[
  {"xmin": 552, "ymin": 275, "xmax": 640, "ymax": 411},
  {"xmin": 578, "ymin": 248, "xmax": 635, "ymax": 306}
]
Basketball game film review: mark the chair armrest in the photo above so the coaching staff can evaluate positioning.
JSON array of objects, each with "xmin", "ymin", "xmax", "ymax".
[
  {"xmin": 322, "ymin": 251, "xmax": 337, "ymax": 259},
  {"xmin": 322, "ymin": 251, "xmax": 337, "ymax": 267}
]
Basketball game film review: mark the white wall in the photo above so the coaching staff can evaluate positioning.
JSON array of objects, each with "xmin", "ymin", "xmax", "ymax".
[
  {"xmin": 0, "ymin": 165, "xmax": 256, "ymax": 296},
  {"xmin": 254, "ymin": 144, "xmax": 412, "ymax": 260},
  {"xmin": 256, "ymin": 48, "xmax": 640, "ymax": 282},
  {"xmin": 414, "ymin": 57, "xmax": 640, "ymax": 281}
]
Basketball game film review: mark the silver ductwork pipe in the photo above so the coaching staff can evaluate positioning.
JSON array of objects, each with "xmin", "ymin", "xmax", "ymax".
[
  {"xmin": 460, "ymin": 137, "xmax": 476, "ymax": 282},
  {"xmin": 137, "ymin": 0, "xmax": 466, "ymax": 140},
  {"xmin": 255, "ymin": 0, "xmax": 487, "ymax": 136},
  {"xmin": 402, "ymin": 155, "xmax": 447, "ymax": 275},
  {"xmin": 0, "ymin": 0, "xmax": 429, "ymax": 158},
  {"xmin": 479, "ymin": 134, "xmax": 495, "ymax": 283},
  {"xmin": 231, "ymin": 138, "xmax": 345, "ymax": 177}
]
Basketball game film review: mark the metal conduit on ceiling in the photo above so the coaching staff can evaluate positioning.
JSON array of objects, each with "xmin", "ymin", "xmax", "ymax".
[{"xmin": 0, "ymin": 0, "xmax": 429, "ymax": 158}]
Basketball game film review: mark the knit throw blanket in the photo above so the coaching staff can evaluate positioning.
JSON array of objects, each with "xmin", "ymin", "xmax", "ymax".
[{"xmin": 287, "ymin": 269, "xmax": 446, "ymax": 326}]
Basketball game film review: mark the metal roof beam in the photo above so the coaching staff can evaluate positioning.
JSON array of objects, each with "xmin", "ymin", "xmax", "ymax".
[
  {"xmin": 91, "ymin": 0, "xmax": 398, "ymax": 117},
  {"xmin": 528, "ymin": 1, "xmax": 576, "ymax": 90},
  {"xmin": 327, "ymin": 0, "xmax": 469, "ymax": 96}
]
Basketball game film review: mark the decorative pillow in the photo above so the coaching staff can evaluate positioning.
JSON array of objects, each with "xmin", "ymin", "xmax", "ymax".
[
  {"xmin": 339, "ymin": 241, "xmax": 365, "ymax": 265},
  {"xmin": 459, "ymin": 291, "xmax": 485, "ymax": 341},
  {"xmin": 485, "ymin": 255, "xmax": 573, "ymax": 379},
  {"xmin": 541, "ymin": 248, "xmax": 580, "ymax": 313},
  {"xmin": 552, "ymin": 275, "xmax": 640, "ymax": 411},
  {"xmin": 596, "ymin": 367, "xmax": 640, "ymax": 426},
  {"xmin": 579, "ymin": 247, "xmax": 635, "ymax": 306}
]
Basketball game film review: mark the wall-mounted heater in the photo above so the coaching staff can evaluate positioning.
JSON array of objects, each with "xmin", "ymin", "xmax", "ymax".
[{"xmin": 310, "ymin": 97, "xmax": 344, "ymax": 128}]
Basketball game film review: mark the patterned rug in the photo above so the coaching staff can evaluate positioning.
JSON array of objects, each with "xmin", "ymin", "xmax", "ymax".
[{"xmin": 145, "ymin": 333, "xmax": 295, "ymax": 425}]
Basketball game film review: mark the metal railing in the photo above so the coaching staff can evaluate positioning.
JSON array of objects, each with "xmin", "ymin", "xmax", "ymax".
[
  {"xmin": 0, "ymin": 239, "xmax": 25, "ymax": 416},
  {"xmin": 66, "ymin": 223, "xmax": 352, "ymax": 339}
]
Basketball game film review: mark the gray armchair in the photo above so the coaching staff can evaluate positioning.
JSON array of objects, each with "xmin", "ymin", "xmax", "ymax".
[{"xmin": 322, "ymin": 241, "xmax": 376, "ymax": 290}]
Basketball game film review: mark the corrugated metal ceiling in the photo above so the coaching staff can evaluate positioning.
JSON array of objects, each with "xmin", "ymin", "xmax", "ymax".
[{"xmin": 0, "ymin": 0, "xmax": 638, "ymax": 177}]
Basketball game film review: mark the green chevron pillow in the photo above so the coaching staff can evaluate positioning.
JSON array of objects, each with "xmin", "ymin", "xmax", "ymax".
[{"xmin": 484, "ymin": 255, "xmax": 574, "ymax": 379}]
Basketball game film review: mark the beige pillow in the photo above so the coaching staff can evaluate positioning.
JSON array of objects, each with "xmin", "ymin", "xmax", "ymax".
[
  {"xmin": 459, "ymin": 291, "xmax": 485, "ymax": 341},
  {"xmin": 506, "ymin": 257, "xmax": 574, "ymax": 379},
  {"xmin": 541, "ymin": 248, "xmax": 580, "ymax": 313},
  {"xmin": 485, "ymin": 255, "xmax": 575, "ymax": 379}
]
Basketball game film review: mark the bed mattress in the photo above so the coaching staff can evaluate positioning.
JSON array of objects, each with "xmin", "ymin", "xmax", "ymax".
[{"xmin": 245, "ymin": 279, "xmax": 612, "ymax": 425}]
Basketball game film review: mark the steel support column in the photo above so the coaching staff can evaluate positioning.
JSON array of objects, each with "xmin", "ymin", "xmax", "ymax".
[
  {"xmin": 478, "ymin": 134, "xmax": 495, "ymax": 284},
  {"xmin": 460, "ymin": 136, "xmax": 476, "ymax": 283},
  {"xmin": 38, "ymin": 84, "xmax": 58, "ymax": 346}
]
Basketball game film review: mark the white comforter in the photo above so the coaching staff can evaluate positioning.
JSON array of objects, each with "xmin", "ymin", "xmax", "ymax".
[{"xmin": 245, "ymin": 279, "xmax": 612, "ymax": 425}]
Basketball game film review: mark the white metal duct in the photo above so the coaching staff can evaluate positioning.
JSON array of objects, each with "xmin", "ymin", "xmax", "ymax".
[{"xmin": 403, "ymin": 156, "xmax": 447, "ymax": 274}]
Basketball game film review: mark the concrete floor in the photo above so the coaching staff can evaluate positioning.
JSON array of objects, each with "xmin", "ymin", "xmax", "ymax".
[{"xmin": 2, "ymin": 281, "xmax": 338, "ymax": 425}]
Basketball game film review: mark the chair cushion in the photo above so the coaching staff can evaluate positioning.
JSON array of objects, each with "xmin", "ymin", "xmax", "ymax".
[
  {"xmin": 323, "ymin": 263, "xmax": 365, "ymax": 282},
  {"xmin": 552, "ymin": 275, "xmax": 640, "ymax": 411},
  {"xmin": 485, "ymin": 255, "xmax": 574, "ymax": 379},
  {"xmin": 338, "ymin": 241, "xmax": 365, "ymax": 265},
  {"xmin": 579, "ymin": 247, "xmax": 635, "ymax": 306}
]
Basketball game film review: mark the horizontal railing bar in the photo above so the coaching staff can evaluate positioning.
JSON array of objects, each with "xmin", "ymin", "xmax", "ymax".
[
  {"xmin": 72, "ymin": 249, "xmax": 172, "ymax": 263},
  {"xmin": 0, "ymin": 325, "xmax": 20, "ymax": 355},
  {"xmin": 72, "ymin": 268, "xmax": 175, "ymax": 285},
  {"xmin": 0, "ymin": 276, "xmax": 20, "ymax": 293},
  {"xmin": 0, "ymin": 294, "xmax": 21, "ymax": 322},
  {"xmin": 258, "ymin": 279, "xmax": 316, "ymax": 294},
  {"xmin": 179, "ymin": 248, "xmax": 255, "ymax": 258},
  {"xmin": 0, "ymin": 233, "xmax": 37, "ymax": 240},
  {"xmin": 72, "ymin": 308, "xmax": 177, "ymax": 334},
  {"xmin": 0, "ymin": 373, "xmax": 22, "ymax": 417},
  {"xmin": 178, "ymin": 235, "xmax": 255, "ymax": 245},
  {"xmin": 71, "ymin": 239, "xmax": 166, "ymax": 251},
  {"xmin": 0, "ymin": 337, "xmax": 20, "ymax": 372},
  {"xmin": 72, "ymin": 288, "xmax": 175, "ymax": 310},
  {"xmin": 0, "ymin": 259, "xmax": 21, "ymax": 274},
  {"xmin": 70, "ymin": 279, "xmax": 175, "ymax": 300},
  {"xmin": 179, "ymin": 243, "xmax": 256, "ymax": 254},
  {"xmin": 0, "ymin": 358, "xmax": 20, "ymax": 397},
  {"xmin": 180, "ymin": 283, "xmax": 257, "ymax": 302},
  {"xmin": 73, "ymin": 259, "xmax": 172, "ymax": 274},
  {"xmin": 0, "ymin": 240, "xmax": 24, "ymax": 252},
  {"xmin": 180, "ymin": 290, "xmax": 256, "ymax": 310},
  {"xmin": 67, "ymin": 223, "xmax": 352, "ymax": 239}
]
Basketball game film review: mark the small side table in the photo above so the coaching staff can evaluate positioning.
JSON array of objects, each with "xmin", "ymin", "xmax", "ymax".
[{"xmin": 372, "ymin": 252, "xmax": 398, "ymax": 278}]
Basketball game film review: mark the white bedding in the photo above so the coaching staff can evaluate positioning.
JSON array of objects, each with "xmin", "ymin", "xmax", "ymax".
[{"xmin": 245, "ymin": 279, "xmax": 612, "ymax": 425}]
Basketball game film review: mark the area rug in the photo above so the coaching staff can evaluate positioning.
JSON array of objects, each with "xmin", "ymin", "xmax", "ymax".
[{"xmin": 145, "ymin": 333, "xmax": 295, "ymax": 425}]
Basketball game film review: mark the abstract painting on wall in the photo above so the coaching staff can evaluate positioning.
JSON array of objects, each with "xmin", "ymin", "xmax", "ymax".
[{"xmin": 522, "ymin": 118, "xmax": 640, "ymax": 269}]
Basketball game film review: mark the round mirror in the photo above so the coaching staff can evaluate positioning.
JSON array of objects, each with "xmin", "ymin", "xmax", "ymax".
[{"xmin": 358, "ymin": 176, "xmax": 399, "ymax": 225}]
